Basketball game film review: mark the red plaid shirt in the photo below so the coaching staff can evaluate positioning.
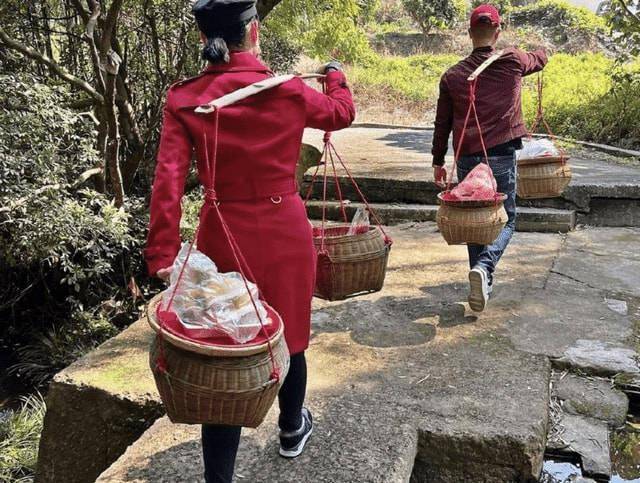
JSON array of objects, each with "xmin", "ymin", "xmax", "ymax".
[{"xmin": 432, "ymin": 46, "xmax": 548, "ymax": 166}]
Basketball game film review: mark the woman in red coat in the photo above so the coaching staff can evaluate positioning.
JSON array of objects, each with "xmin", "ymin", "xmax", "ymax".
[{"xmin": 144, "ymin": 0, "xmax": 355, "ymax": 481}]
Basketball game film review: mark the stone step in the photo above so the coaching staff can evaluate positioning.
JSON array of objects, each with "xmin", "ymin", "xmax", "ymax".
[
  {"xmin": 306, "ymin": 200, "xmax": 577, "ymax": 233},
  {"xmin": 301, "ymin": 177, "xmax": 640, "ymax": 228}
]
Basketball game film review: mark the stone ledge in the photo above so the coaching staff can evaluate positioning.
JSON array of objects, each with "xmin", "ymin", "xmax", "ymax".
[
  {"xmin": 306, "ymin": 200, "xmax": 576, "ymax": 233},
  {"xmin": 36, "ymin": 317, "xmax": 163, "ymax": 483}
]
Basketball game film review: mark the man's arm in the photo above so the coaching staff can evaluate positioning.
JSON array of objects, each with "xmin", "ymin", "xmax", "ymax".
[
  {"xmin": 517, "ymin": 49, "xmax": 548, "ymax": 77},
  {"xmin": 432, "ymin": 75, "xmax": 453, "ymax": 167}
]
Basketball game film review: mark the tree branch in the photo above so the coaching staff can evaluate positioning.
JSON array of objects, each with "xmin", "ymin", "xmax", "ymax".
[
  {"xmin": 617, "ymin": 0, "xmax": 640, "ymax": 25},
  {"xmin": 0, "ymin": 26, "xmax": 104, "ymax": 104},
  {"xmin": 100, "ymin": 0, "xmax": 125, "ymax": 57},
  {"xmin": 257, "ymin": 0, "xmax": 283, "ymax": 18}
]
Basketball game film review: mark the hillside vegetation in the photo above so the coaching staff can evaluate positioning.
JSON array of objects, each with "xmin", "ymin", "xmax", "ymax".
[{"xmin": 266, "ymin": 0, "xmax": 640, "ymax": 149}]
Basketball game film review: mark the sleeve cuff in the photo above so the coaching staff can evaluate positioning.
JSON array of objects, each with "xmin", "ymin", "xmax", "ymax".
[
  {"xmin": 325, "ymin": 70, "xmax": 347, "ymax": 88},
  {"xmin": 145, "ymin": 252, "xmax": 176, "ymax": 278},
  {"xmin": 432, "ymin": 157, "xmax": 446, "ymax": 167}
]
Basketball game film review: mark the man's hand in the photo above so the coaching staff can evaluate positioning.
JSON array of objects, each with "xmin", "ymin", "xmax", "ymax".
[
  {"xmin": 156, "ymin": 267, "xmax": 172, "ymax": 282},
  {"xmin": 433, "ymin": 166, "xmax": 448, "ymax": 188}
]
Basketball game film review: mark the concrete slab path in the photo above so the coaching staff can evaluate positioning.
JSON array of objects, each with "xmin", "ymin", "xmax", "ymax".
[{"xmin": 90, "ymin": 225, "xmax": 640, "ymax": 483}]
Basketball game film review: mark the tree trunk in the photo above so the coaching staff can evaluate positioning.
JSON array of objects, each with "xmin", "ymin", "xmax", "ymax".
[{"xmin": 103, "ymin": 51, "xmax": 125, "ymax": 208}]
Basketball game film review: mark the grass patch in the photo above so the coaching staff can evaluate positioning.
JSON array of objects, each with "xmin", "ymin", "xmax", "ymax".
[
  {"xmin": 0, "ymin": 394, "xmax": 46, "ymax": 483},
  {"xmin": 349, "ymin": 53, "xmax": 460, "ymax": 102},
  {"xmin": 349, "ymin": 50, "xmax": 640, "ymax": 148}
]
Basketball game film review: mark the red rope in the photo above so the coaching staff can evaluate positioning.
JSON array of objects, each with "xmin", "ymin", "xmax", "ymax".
[
  {"xmin": 319, "ymin": 138, "xmax": 330, "ymax": 254},
  {"xmin": 157, "ymin": 107, "xmax": 280, "ymax": 382},
  {"xmin": 327, "ymin": 136, "xmax": 349, "ymax": 223},
  {"xmin": 327, "ymin": 140, "xmax": 392, "ymax": 245},
  {"xmin": 444, "ymin": 79, "xmax": 500, "ymax": 203},
  {"xmin": 526, "ymin": 72, "xmax": 567, "ymax": 164}
]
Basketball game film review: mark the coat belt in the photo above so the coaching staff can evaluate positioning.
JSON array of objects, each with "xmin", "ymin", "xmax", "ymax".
[{"xmin": 203, "ymin": 180, "xmax": 298, "ymax": 203}]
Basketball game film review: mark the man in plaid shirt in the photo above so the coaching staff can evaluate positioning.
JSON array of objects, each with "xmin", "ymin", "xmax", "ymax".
[{"xmin": 432, "ymin": 4, "xmax": 547, "ymax": 311}]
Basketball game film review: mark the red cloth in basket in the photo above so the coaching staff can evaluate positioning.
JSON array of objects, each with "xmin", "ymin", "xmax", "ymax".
[
  {"xmin": 157, "ymin": 303, "xmax": 282, "ymax": 348},
  {"xmin": 442, "ymin": 163, "xmax": 497, "ymax": 202}
]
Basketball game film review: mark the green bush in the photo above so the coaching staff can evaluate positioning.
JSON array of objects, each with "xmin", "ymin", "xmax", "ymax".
[
  {"xmin": 522, "ymin": 53, "xmax": 640, "ymax": 148},
  {"xmin": 264, "ymin": 0, "xmax": 376, "ymax": 64},
  {"xmin": 511, "ymin": 0, "xmax": 606, "ymax": 35},
  {"xmin": 0, "ymin": 394, "xmax": 46, "ymax": 483},
  {"xmin": 0, "ymin": 72, "xmax": 151, "ymax": 388},
  {"xmin": 402, "ymin": 0, "xmax": 467, "ymax": 36}
]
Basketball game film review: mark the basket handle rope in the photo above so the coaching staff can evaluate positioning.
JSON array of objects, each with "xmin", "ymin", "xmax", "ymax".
[
  {"xmin": 444, "ymin": 54, "xmax": 504, "ymax": 205},
  {"xmin": 526, "ymin": 72, "xmax": 567, "ymax": 164},
  {"xmin": 302, "ymin": 82, "xmax": 393, "ymax": 252},
  {"xmin": 155, "ymin": 74, "xmax": 327, "ymax": 382}
]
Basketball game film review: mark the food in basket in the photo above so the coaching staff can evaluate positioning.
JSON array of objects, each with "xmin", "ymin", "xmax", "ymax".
[
  {"xmin": 517, "ymin": 138, "xmax": 559, "ymax": 159},
  {"xmin": 162, "ymin": 243, "xmax": 270, "ymax": 343},
  {"xmin": 443, "ymin": 163, "xmax": 497, "ymax": 202}
]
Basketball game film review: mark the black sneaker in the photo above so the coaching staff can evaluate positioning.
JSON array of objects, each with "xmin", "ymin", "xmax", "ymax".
[{"xmin": 279, "ymin": 408, "xmax": 313, "ymax": 458}]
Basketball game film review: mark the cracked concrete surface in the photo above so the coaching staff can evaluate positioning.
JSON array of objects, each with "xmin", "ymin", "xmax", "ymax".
[{"xmin": 86, "ymin": 225, "xmax": 640, "ymax": 483}]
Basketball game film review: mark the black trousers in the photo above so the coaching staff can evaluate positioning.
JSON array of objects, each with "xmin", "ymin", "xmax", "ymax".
[{"xmin": 202, "ymin": 352, "xmax": 307, "ymax": 483}]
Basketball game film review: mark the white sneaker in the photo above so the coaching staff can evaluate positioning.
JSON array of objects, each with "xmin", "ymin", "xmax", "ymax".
[{"xmin": 468, "ymin": 267, "xmax": 490, "ymax": 312}]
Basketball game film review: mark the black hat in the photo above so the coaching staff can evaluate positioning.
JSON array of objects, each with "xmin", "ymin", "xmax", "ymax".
[{"xmin": 192, "ymin": 0, "xmax": 257, "ymax": 34}]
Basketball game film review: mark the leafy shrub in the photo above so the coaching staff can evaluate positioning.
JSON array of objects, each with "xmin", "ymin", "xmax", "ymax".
[
  {"xmin": 511, "ymin": 0, "xmax": 607, "ymax": 39},
  {"xmin": 401, "ymin": 0, "xmax": 467, "ymax": 35},
  {"xmin": 0, "ymin": 394, "xmax": 46, "ymax": 483},
  {"xmin": 602, "ymin": 0, "xmax": 640, "ymax": 57},
  {"xmin": 265, "ymin": 0, "xmax": 376, "ymax": 64},
  {"xmin": 304, "ymin": 13, "xmax": 376, "ymax": 64},
  {"xmin": 0, "ymin": 72, "xmax": 151, "ymax": 388}
]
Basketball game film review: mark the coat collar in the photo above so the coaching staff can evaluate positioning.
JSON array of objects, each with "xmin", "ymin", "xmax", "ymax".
[
  {"xmin": 472, "ymin": 46, "xmax": 495, "ymax": 54},
  {"xmin": 203, "ymin": 51, "xmax": 273, "ymax": 74}
]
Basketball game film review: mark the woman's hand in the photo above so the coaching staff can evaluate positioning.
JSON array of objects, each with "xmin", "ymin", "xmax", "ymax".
[
  {"xmin": 156, "ymin": 267, "xmax": 172, "ymax": 282},
  {"xmin": 433, "ymin": 165, "xmax": 447, "ymax": 188}
]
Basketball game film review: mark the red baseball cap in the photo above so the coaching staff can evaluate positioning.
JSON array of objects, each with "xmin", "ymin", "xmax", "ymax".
[{"xmin": 470, "ymin": 4, "xmax": 501, "ymax": 28}]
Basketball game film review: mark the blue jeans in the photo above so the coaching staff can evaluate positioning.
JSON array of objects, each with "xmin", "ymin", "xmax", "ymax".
[{"xmin": 456, "ymin": 151, "xmax": 517, "ymax": 284}]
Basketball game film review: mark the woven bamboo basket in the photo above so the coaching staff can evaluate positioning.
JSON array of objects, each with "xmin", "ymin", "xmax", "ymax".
[
  {"xmin": 313, "ymin": 225, "xmax": 391, "ymax": 301},
  {"xmin": 147, "ymin": 296, "xmax": 290, "ymax": 427},
  {"xmin": 517, "ymin": 156, "xmax": 572, "ymax": 199},
  {"xmin": 436, "ymin": 194, "xmax": 508, "ymax": 245}
]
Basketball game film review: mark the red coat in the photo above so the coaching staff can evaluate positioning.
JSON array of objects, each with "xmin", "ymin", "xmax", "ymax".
[{"xmin": 145, "ymin": 52, "xmax": 355, "ymax": 354}]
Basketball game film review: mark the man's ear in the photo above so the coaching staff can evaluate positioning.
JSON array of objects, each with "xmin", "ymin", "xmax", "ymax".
[{"xmin": 200, "ymin": 31, "xmax": 207, "ymax": 44}]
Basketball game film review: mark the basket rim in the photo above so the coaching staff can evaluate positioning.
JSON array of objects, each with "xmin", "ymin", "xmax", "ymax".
[
  {"xmin": 517, "ymin": 155, "xmax": 570, "ymax": 166},
  {"xmin": 146, "ymin": 295, "xmax": 284, "ymax": 357},
  {"xmin": 313, "ymin": 225, "xmax": 386, "ymax": 244},
  {"xmin": 437, "ymin": 192, "xmax": 507, "ymax": 207}
]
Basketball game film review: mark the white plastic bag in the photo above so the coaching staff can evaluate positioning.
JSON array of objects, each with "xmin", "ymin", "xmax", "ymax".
[
  {"xmin": 517, "ymin": 139, "xmax": 559, "ymax": 160},
  {"xmin": 162, "ymin": 243, "xmax": 269, "ymax": 343},
  {"xmin": 347, "ymin": 207, "xmax": 370, "ymax": 235}
]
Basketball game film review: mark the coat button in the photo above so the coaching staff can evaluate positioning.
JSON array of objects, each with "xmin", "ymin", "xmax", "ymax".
[{"xmin": 270, "ymin": 196, "xmax": 282, "ymax": 204}]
